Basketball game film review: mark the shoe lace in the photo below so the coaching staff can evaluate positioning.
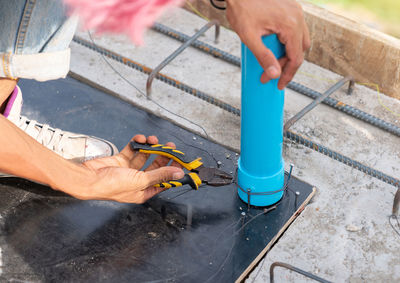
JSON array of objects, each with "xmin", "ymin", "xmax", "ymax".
[{"xmin": 18, "ymin": 116, "xmax": 71, "ymax": 153}]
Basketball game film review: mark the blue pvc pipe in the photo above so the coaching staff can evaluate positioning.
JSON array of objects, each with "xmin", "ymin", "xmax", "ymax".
[{"xmin": 238, "ymin": 35, "xmax": 286, "ymax": 207}]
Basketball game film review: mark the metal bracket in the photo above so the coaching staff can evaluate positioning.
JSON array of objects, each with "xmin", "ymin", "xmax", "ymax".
[
  {"xmin": 270, "ymin": 262, "xmax": 332, "ymax": 283},
  {"xmin": 284, "ymin": 76, "xmax": 354, "ymax": 131},
  {"xmin": 146, "ymin": 20, "xmax": 220, "ymax": 99}
]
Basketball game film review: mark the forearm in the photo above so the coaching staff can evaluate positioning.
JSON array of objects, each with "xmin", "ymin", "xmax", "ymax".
[{"xmin": 0, "ymin": 115, "xmax": 94, "ymax": 194}]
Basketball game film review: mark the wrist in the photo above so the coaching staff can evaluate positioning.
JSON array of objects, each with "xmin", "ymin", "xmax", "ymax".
[{"xmin": 48, "ymin": 159, "xmax": 97, "ymax": 199}]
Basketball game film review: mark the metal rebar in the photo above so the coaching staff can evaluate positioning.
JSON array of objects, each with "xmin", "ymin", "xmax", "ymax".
[
  {"xmin": 393, "ymin": 188, "xmax": 400, "ymax": 216},
  {"xmin": 287, "ymin": 163, "xmax": 294, "ymax": 185},
  {"xmin": 247, "ymin": 189, "xmax": 251, "ymax": 212},
  {"xmin": 152, "ymin": 22, "xmax": 239, "ymax": 65},
  {"xmin": 294, "ymin": 191, "xmax": 300, "ymax": 209},
  {"xmin": 151, "ymin": 23, "xmax": 400, "ymax": 138},
  {"xmin": 348, "ymin": 80, "xmax": 355, "ymax": 95},
  {"xmin": 146, "ymin": 20, "xmax": 219, "ymax": 99},
  {"xmin": 287, "ymin": 82, "xmax": 400, "ymax": 137},
  {"xmin": 284, "ymin": 76, "xmax": 353, "ymax": 131},
  {"xmin": 214, "ymin": 23, "xmax": 220, "ymax": 44},
  {"xmin": 73, "ymin": 35, "xmax": 400, "ymax": 194},
  {"xmin": 73, "ymin": 36, "xmax": 239, "ymax": 116},
  {"xmin": 285, "ymin": 130, "xmax": 400, "ymax": 189},
  {"xmin": 270, "ymin": 262, "xmax": 332, "ymax": 283}
]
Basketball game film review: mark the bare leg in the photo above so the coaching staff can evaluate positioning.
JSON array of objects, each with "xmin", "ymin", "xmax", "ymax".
[{"xmin": 0, "ymin": 78, "xmax": 17, "ymax": 114}]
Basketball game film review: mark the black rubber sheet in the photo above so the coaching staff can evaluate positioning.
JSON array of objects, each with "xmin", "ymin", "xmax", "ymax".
[{"xmin": 0, "ymin": 77, "xmax": 315, "ymax": 282}]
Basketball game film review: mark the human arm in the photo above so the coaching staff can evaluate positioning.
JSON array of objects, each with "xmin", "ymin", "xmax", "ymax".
[
  {"xmin": 226, "ymin": 0, "xmax": 310, "ymax": 89},
  {"xmin": 0, "ymin": 114, "xmax": 184, "ymax": 203}
]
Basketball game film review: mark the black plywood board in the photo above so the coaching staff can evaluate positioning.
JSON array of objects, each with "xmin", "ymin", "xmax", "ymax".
[{"xmin": 0, "ymin": 77, "xmax": 315, "ymax": 282}]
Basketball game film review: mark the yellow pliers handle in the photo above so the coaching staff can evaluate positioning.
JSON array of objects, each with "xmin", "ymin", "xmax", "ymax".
[
  {"xmin": 130, "ymin": 141, "xmax": 203, "ymax": 171},
  {"xmin": 155, "ymin": 172, "xmax": 202, "ymax": 190},
  {"xmin": 130, "ymin": 142, "xmax": 203, "ymax": 190}
]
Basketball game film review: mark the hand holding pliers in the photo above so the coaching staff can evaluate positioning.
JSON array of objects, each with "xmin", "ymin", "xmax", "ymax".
[{"xmin": 130, "ymin": 142, "xmax": 233, "ymax": 190}]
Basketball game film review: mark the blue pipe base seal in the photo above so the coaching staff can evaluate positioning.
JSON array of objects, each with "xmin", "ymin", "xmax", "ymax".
[{"xmin": 237, "ymin": 158, "xmax": 285, "ymax": 207}]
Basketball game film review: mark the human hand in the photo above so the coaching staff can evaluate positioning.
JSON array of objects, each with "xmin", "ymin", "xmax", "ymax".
[
  {"xmin": 226, "ymin": 0, "xmax": 310, "ymax": 89},
  {"xmin": 66, "ymin": 135, "xmax": 184, "ymax": 203}
]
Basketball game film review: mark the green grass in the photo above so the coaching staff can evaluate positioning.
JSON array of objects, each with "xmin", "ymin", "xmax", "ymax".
[{"xmin": 308, "ymin": 0, "xmax": 400, "ymax": 37}]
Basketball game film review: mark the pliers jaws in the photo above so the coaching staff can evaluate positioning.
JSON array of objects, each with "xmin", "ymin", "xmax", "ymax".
[{"xmin": 196, "ymin": 166, "xmax": 233, "ymax": 186}]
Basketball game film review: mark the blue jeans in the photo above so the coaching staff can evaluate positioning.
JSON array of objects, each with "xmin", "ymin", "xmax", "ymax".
[{"xmin": 0, "ymin": 0, "xmax": 78, "ymax": 81}]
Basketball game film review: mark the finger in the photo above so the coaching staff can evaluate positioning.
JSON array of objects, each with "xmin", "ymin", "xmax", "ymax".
[
  {"xmin": 140, "ymin": 186, "xmax": 167, "ymax": 203},
  {"xmin": 246, "ymin": 35, "xmax": 282, "ymax": 83},
  {"xmin": 278, "ymin": 57, "xmax": 288, "ymax": 70},
  {"xmin": 119, "ymin": 134, "xmax": 147, "ymax": 159},
  {"xmin": 170, "ymin": 160, "xmax": 183, "ymax": 169},
  {"xmin": 143, "ymin": 166, "xmax": 185, "ymax": 188},
  {"xmin": 302, "ymin": 21, "xmax": 311, "ymax": 51},
  {"xmin": 129, "ymin": 135, "xmax": 159, "ymax": 169},
  {"xmin": 145, "ymin": 142, "xmax": 176, "ymax": 172},
  {"xmin": 278, "ymin": 36, "xmax": 304, "ymax": 90},
  {"xmin": 114, "ymin": 186, "xmax": 166, "ymax": 204},
  {"xmin": 146, "ymin": 135, "xmax": 158, "ymax": 145}
]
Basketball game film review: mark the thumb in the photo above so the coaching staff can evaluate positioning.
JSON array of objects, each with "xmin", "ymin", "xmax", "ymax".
[
  {"xmin": 144, "ymin": 166, "xmax": 185, "ymax": 187},
  {"xmin": 249, "ymin": 37, "xmax": 281, "ymax": 83}
]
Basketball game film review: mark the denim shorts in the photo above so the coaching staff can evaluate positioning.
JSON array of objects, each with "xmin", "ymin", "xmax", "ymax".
[{"xmin": 0, "ymin": 0, "xmax": 78, "ymax": 81}]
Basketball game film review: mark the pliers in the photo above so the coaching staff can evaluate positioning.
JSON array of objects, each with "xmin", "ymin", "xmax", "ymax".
[{"xmin": 130, "ymin": 141, "xmax": 233, "ymax": 190}]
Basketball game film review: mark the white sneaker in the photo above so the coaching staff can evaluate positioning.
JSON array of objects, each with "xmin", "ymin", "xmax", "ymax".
[{"xmin": 3, "ymin": 86, "xmax": 119, "ymax": 164}]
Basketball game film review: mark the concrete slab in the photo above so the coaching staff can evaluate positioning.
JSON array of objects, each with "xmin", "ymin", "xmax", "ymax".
[{"xmin": 69, "ymin": 8, "xmax": 400, "ymax": 282}]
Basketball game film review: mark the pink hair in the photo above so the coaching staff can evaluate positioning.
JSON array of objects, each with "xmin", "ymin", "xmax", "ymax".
[{"xmin": 64, "ymin": 0, "xmax": 184, "ymax": 45}]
